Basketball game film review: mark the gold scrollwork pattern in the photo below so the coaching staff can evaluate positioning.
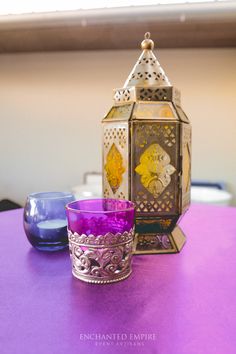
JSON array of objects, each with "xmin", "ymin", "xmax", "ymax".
[
  {"xmin": 68, "ymin": 228, "xmax": 134, "ymax": 284},
  {"xmin": 68, "ymin": 228, "xmax": 134, "ymax": 246},
  {"xmin": 135, "ymin": 143, "xmax": 175, "ymax": 198}
]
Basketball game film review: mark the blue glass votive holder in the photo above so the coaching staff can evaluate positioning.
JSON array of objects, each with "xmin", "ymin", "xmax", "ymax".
[{"xmin": 23, "ymin": 192, "xmax": 75, "ymax": 251}]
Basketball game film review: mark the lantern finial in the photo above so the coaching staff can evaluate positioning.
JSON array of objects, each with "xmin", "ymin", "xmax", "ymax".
[
  {"xmin": 141, "ymin": 32, "xmax": 154, "ymax": 50},
  {"xmin": 123, "ymin": 33, "xmax": 171, "ymax": 88}
]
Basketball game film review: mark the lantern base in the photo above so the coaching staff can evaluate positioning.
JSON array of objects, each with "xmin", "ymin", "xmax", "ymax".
[{"xmin": 133, "ymin": 225, "xmax": 186, "ymax": 254}]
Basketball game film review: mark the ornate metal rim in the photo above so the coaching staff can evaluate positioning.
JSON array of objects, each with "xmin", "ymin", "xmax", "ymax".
[
  {"xmin": 72, "ymin": 269, "xmax": 132, "ymax": 284},
  {"xmin": 112, "ymin": 86, "xmax": 181, "ymax": 105},
  {"xmin": 68, "ymin": 227, "xmax": 134, "ymax": 247}
]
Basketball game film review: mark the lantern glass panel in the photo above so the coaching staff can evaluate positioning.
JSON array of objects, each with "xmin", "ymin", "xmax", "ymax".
[
  {"xmin": 175, "ymin": 106, "xmax": 189, "ymax": 123},
  {"xmin": 131, "ymin": 121, "xmax": 180, "ymax": 216},
  {"xmin": 181, "ymin": 123, "xmax": 191, "ymax": 211},
  {"xmin": 105, "ymin": 103, "xmax": 134, "ymax": 121},
  {"xmin": 134, "ymin": 102, "xmax": 177, "ymax": 120},
  {"xmin": 103, "ymin": 121, "xmax": 130, "ymax": 200}
]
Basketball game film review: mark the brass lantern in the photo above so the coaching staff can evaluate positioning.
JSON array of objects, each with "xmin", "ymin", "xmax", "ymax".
[{"xmin": 102, "ymin": 33, "xmax": 191, "ymax": 254}]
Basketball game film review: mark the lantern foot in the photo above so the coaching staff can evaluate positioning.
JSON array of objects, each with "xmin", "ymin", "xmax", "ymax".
[{"xmin": 133, "ymin": 225, "xmax": 186, "ymax": 254}]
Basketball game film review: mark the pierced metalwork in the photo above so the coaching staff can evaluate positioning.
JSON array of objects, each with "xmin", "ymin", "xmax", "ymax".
[
  {"xmin": 134, "ymin": 124, "xmax": 177, "ymax": 149},
  {"xmin": 135, "ymin": 190, "xmax": 175, "ymax": 213},
  {"xmin": 68, "ymin": 228, "xmax": 134, "ymax": 284},
  {"xmin": 103, "ymin": 127, "xmax": 127, "ymax": 149},
  {"xmin": 138, "ymin": 87, "xmax": 168, "ymax": 101},
  {"xmin": 129, "ymin": 70, "xmax": 167, "ymax": 84},
  {"xmin": 113, "ymin": 89, "xmax": 131, "ymax": 103},
  {"xmin": 112, "ymin": 87, "xmax": 181, "ymax": 105},
  {"xmin": 117, "ymin": 191, "xmax": 126, "ymax": 200},
  {"xmin": 123, "ymin": 48, "xmax": 171, "ymax": 88},
  {"xmin": 102, "ymin": 33, "xmax": 191, "ymax": 254}
]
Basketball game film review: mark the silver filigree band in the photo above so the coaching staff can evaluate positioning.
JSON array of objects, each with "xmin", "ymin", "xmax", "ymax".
[{"xmin": 68, "ymin": 227, "xmax": 134, "ymax": 284}]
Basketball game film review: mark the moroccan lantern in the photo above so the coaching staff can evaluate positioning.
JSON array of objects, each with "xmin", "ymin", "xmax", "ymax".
[{"xmin": 102, "ymin": 33, "xmax": 191, "ymax": 254}]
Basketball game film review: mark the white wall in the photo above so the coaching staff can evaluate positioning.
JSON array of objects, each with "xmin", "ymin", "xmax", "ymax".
[{"xmin": 0, "ymin": 48, "xmax": 236, "ymax": 205}]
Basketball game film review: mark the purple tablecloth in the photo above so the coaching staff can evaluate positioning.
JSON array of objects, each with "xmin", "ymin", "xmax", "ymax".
[{"xmin": 0, "ymin": 204, "xmax": 236, "ymax": 354}]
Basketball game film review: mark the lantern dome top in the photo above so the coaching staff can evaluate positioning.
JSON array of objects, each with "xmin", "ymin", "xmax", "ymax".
[{"xmin": 123, "ymin": 32, "xmax": 171, "ymax": 88}]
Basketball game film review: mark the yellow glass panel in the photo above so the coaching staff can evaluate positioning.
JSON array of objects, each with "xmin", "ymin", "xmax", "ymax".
[
  {"xmin": 105, "ymin": 143, "xmax": 125, "ymax": 194},
  {"xmin": 104, "ymin": 104, "xmax": 133, "ymax": 120},
  {"xmin": 183, "ymin": 144, "xmax": 191, "ymax": 193},
  {"xmin": 134, "ymin": 103, "xmax": 176, "ymax": 119},
  {"xmin": 135, "ymin": 143, "xmax": 175, "ymax": 198}
]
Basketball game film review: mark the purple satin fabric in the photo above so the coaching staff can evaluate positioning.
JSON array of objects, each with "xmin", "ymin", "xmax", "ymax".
[{"xmin": 0, "ymin": 204, "xmax": 236, "ymax": 354}]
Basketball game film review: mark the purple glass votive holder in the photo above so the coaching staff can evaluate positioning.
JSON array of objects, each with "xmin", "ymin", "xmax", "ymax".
[
  {"xmin": 24, "ymin": 192, "xmax": 75, "ymax": 252},
  {"xmin": 66, "ymin": 199, "xmax": 135, "ymax": 284}
]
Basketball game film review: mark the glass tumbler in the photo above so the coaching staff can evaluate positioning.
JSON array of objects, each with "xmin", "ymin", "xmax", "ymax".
[
  {"xmin": 66, "ymin": 198, "xmax": 135, "ymax": 284},
  {"xmin": 24, "ymin": 192, "xmax": 75, "ymax": 251}
]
